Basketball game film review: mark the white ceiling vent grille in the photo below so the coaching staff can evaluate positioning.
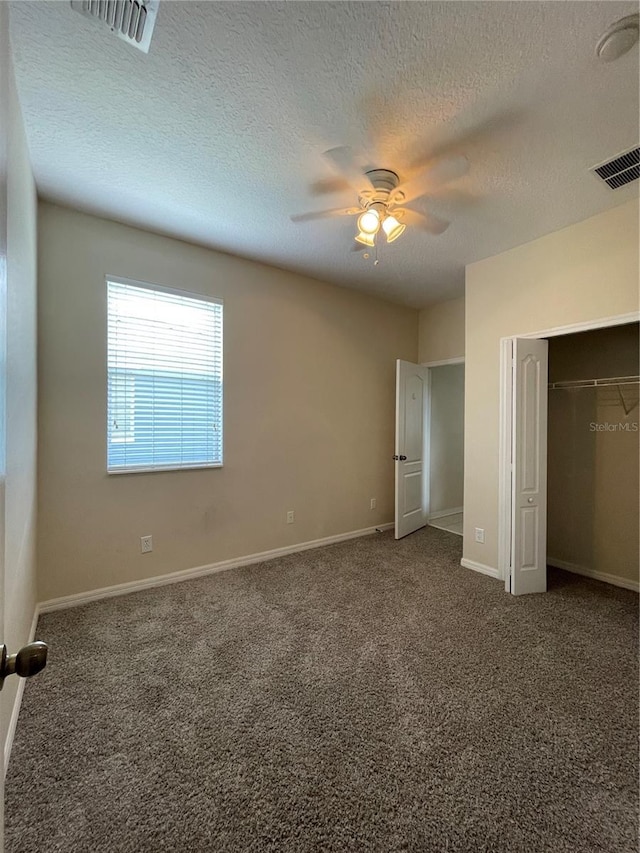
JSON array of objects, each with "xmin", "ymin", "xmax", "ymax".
[
  {"xmin": 591, "ymin": 146, "xmax": 639, "ymax": 190},
  {"xmin": 70, "ymin": 0, "xmax": 159, "ymax": 53}
]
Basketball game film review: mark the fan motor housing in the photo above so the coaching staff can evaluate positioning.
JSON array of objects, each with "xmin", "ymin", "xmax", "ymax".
[{"xmin": 359, "ymin": 169, "xmax": 400, "ymax": 207}]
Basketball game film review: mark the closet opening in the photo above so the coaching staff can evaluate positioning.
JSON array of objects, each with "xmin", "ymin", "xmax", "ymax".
[{"xmin": 547, "ymin": 322, "xmax": 639, "ymax": 591}]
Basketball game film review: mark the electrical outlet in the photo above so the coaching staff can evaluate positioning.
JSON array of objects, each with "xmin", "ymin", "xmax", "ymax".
[
  {"xmin": 474, "ymin": 528, "xmax": 485, "ymax": 544},
  {"xmin": 286, "ymin": 510, "xmax": 295, "ymax": 524},
  {"xmin": 370, "ymin": 498, "xmax": 377, "ymax": 510},
  {"xmin": 140, "ymin": 535, "xmax": 153, "ymax": 553}
]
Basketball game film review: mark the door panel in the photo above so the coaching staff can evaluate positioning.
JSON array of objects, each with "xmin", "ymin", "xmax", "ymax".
[
  {"xmin": 511, "ymin": 338, "xmax": 548, "ymax": 595},
  {"xmin": 521, "ymin": 507, "xmax": 538, "ymax": 569},
  {"xmin": 395, "ymin": 360, "xmax": 428, "ymax": 539},
  {"xmin": 403, "ymin": 470, "xmax": 422, "ymax": 514},
  {"xmin": 403, "ymin": 374, "xmax": 424, "ymax": 460}
]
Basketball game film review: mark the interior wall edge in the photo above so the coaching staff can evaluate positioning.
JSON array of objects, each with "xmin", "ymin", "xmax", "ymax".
[{"xmin": 459, "ymin": 558, "xmax": 500, "ymax": 580}]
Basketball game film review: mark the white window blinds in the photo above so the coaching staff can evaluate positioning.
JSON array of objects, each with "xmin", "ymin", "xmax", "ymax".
[{"xmin": 107, "ymin": 279, "xmax": 223, "ymax": 472}]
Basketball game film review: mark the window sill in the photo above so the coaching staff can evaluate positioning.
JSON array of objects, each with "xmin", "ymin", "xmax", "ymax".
[{"xmin": 107, "ymin": 462, "xmax": 223, "ymax": 475}]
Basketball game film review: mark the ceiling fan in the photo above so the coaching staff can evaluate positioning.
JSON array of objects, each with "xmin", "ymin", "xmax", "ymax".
[{"xmin": 291, "ymin": 147, "xmax": 469, "ymax": 251}]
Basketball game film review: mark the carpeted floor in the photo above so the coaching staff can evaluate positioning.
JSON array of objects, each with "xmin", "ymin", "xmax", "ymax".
[{"xmin": 5, "ymin": 527, "xmax": 639, "ymax": 852}]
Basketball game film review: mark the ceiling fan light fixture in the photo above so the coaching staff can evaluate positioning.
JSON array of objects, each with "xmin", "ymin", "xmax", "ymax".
[
  {"xmin": 357, "ymin": 209, "xmax": 381, "ymax": 235},
  {"xmin": 382, "ymin": 215, "xmax": 406, "ymax": 243},
  {"xmin": 355, "ymin": 231, "xmax": 376, "ymax": 247}
]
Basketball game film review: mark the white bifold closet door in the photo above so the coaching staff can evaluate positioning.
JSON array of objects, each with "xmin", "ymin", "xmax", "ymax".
[{"xmin": 510, "ymin": 337, "xmax": 548, "ymax": 595}]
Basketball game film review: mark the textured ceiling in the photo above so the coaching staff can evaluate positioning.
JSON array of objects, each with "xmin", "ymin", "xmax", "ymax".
[{"xmin": 9, "ymin": 1, "xmax": 640, "ymax": 307}]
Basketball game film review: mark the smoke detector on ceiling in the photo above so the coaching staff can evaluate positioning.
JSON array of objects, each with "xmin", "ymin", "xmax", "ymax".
[
  {"xmin": 70, "ymin": 0, "xmax": 159, "ymax": 53},
  {"xmin": 596, "ymin": 14, "xmax": 639, "ymax": 62}
]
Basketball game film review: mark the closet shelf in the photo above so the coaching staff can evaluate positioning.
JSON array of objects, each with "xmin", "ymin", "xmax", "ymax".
[{"xmin": 548, "ymin": 375, "xmax": 639, "ymax": 390}]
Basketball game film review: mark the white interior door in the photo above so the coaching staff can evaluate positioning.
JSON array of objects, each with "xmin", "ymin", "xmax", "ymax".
[
  {"xmin": 0, "ymin": 2, "xmax": 9, "ymax": 845},
  {"xmin": 395, "ymin": 360, "xmax": 428, "ymax": 539},
  {"xmin": 510, "ymin": 337, "xmax": 548, "ymax": 595}
]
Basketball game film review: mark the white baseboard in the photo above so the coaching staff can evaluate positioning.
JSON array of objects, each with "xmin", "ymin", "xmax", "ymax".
[
  {"xmin": 460, "ymin": 558, "xmax": 500, "ymax": 580},
  {"xmin": 428, "ymin": 506, "xmax": 463, "ymax": 521},
  {"xmin": 38, "ymin": 523, "xmax": 395, "ymax": 614},
  {"xmin": 548, "ymin": 557, "xmax": 639, "ymax": 593},
  {"xmin": 4, "ymin": 604, "xmax": 40, "ymax": 776}
]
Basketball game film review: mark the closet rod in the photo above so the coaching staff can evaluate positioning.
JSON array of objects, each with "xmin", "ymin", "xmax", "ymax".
[{"xmin": 548, "ymin": 375, "xmax": 640, "ymax": 390}]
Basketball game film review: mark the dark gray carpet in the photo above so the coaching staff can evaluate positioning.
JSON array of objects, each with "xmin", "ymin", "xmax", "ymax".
[{"xmin": 5, "ymin": 527, "xmax": 639, "ymax": 853}]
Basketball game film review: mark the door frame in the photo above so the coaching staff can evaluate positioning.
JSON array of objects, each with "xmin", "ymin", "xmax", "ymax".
[
  {"xmin": 498, "ymin": 311, "xmax": 640, "ymax": 592},
  {"xmin": 420, "ymin": 357, "xmax": 465, "ymax": 528}
]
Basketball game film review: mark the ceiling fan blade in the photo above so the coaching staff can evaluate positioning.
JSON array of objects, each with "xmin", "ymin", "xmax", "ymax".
[
  {"xmin": 290, "ymin": 207, "xmax": 360, "ymax": 223},
  {"xmin": 397, "ymin": 208, "xmax": 450, "ymax": 236},
  {"xmin": 309, "ymin": 176, "xmax": 352, "ymax": 196},
  {"xmin": 391, "ymin": 155, "xmax": 469, "ymax": 204},
  {"xmin": 322, "ymin": 147, "xmax": 373, "ymax": 194}
]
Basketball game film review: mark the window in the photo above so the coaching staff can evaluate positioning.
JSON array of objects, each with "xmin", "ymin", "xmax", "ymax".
[
  {"xmin": 107, "ymin": 278, "xmax": 223, "ymax": 472},
  {"xmin": 108, "ymin": 373, "xmax": 135, "ymax": 444}
]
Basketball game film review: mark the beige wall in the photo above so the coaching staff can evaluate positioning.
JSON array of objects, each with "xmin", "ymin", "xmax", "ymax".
[
  {"xmin": 418, "ymin": 297, "xmax": 465, "ymax": 363},
  {"xmin": 592, "ymin": 392, "xmax": 639, "ymax": 584},
  {"xmin": 464, "ymin": 199, "xmax": 639, "ymax": 572},
  {"xmin": 547, "ymin": 324, "xmax": 639, "ymax": 584},
  {"xmin": 1, "ymin": 26, "xmax": 38, "ymax": 763},
  {"xmin": 37, "ymin": 203, "xmax": 418, "ymax": 600},
  {"xmin": 429, "ymin": 363, "xmax": 464, "ymax": 514}
]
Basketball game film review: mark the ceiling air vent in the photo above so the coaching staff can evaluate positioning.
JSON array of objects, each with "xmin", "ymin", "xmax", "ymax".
[
  {"xmin": 591, "ymin": 146, "xmax": 639, "ymax": 190},
  {"xmin": 70, "ymin": 0, "xmax": 159, "ymax": 53}
]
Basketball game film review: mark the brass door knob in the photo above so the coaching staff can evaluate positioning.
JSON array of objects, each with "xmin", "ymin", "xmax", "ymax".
[{"xmin": 0, "ymin": 641, "xmax": 48, "ymax": 691}]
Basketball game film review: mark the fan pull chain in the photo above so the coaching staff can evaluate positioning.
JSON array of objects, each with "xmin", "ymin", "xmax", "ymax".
[{"xmin": 362, "ymin": 239, "xmax": 381, "ymax": 265}]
